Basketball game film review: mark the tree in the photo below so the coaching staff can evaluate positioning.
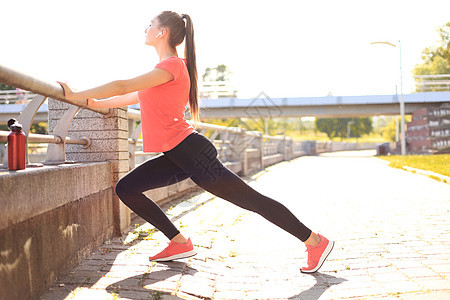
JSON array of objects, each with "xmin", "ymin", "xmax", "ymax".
[
  {"xmin": 315, "ymin": 117, "xmax": 373, "ymax": 140},
  {"xmin": 413, "ymin": 22, "xmax": 450, "ymax": 86},
  {"xmin": 202, "ymin": 64, "xmax": 231, "ymax": 82},
  {"xmin": 200, "ymin": 64, "xmax": 237, "ymax": 98}
]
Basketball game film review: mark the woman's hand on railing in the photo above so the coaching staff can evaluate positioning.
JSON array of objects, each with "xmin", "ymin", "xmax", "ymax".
[
  {"xmin": 87, "ymin": 98, "xmax": 98, "ymax": 108},
  {"xmin": 57, "ymin": 81, "xmax": 91, "ymax": 108},
  {"xmin": 57, "ymin": 81, "xmax": 76, "ymax": 100}
]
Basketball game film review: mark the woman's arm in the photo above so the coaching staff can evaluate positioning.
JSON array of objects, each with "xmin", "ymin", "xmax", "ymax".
[
  {"xmin": 88, "ymin": 92, "xmax": 140, "ymax": 109},
  {"xmin": 58, "ymin": 68, "xmax": 173, "ymax": 101}
]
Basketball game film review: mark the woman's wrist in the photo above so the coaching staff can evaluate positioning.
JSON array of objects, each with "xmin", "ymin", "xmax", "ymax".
[{"xmin": 87, "ymin": 98, "xmax": 97, "ymax": 107}]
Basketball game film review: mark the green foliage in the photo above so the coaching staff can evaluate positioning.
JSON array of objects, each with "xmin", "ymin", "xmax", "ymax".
[
  {"xmin": 315, "ymin": 117, "xmax": 373, "ymax": 140},
  {"xmin": 380, "ymin": 117, "xmax": 398, "ymax": 142},
  {"xmin": 30, "ymin": 122, "xmax": 48, "ymax": 134},
  {"xmin": 0, "ymin": 83, "xmax": 14, "ymax": 91},
  {"xmin": 413, "ymin": 22, "xmax": 450, "ymax": 83},
  {"xmin": 0, "ymin": 122, "xmax": 48, "ymax": 134},
  {"xmin": 202, "ymin": 64, "xmax": 231, "ymax": 82}
]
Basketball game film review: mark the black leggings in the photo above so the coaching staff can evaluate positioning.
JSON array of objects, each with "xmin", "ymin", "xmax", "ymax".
[{"xmin": 115, "ymin": 132, "xmax": 312, "ymax": 242}]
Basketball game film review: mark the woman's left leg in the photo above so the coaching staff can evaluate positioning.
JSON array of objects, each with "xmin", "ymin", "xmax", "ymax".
[
  {"xmin": 116, "ymin": 154, "xmax": 190, "ymax": 240},
  {"xmin": 164, "ymin": 132, "xmax": 312, "ymax": 242}
]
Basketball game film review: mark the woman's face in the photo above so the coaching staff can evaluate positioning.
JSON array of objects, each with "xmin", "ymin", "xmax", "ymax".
[{"xmin": 145, "ymin": 18, "xmax": 162, "ymax": 46}]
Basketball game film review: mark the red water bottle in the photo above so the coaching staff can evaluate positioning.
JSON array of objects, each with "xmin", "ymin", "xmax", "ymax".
[{"xmin": 7, "ymin": 118, "xmax": 26, "ymax": 170}]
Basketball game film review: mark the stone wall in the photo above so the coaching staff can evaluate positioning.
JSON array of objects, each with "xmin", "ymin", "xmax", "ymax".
[
  {"xmin": 0, "ymin": 162, "xmax": 113, "ymax": 300},
  {"xmin": 48, "ymin": 100, "xmax": 130, "ymax": 235}
]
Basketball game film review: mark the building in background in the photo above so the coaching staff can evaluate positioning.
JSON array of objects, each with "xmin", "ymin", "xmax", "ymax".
[{"xmin": 406, "ymin": 104, "xmax": 450, "ymax": 153}]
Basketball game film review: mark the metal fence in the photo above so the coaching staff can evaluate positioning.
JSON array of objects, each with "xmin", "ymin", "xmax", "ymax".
[{"xmin": 414, "ymin": 74, "xmax": 450, "ymax": 92}]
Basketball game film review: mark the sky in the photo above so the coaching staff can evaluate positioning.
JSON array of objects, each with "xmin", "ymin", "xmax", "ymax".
[{"xmin": 1, "ymin": 0, "xmax": 449, "ymax": 99}]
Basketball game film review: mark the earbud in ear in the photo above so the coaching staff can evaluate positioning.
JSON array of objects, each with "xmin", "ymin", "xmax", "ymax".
[{"xmin": 155, "ymin": 32, "xmax": 162, "ymax": 38}]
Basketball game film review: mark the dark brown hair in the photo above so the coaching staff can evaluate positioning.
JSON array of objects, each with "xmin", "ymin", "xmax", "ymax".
[{"xmin": 156, "ymin": 11, "xmax": 199, "ymax": 123}]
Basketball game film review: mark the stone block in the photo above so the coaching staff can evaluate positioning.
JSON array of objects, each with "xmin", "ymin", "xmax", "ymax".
[
  {"xmin": 48, "ymin": 98, "xmax": 73, "ymax": 110},
  {"xmin": 0, "ymin": 188, "xmax": 114, "ymax": 300},
  {"xmin": 67, "ymin": 129, "xmax": 128, "ymax": 140},
  {"xmin": 108, "ymin": 159, "xmax": 130, "ymax": 175},
  {"xmin": 65, "ymin": 151, "xmax": 129, "ymax": 162},
  {"xmin": 49, "ymin": 108, "xmax": 103, "ymax": 120},
  {"xmin": 68, "ymin": 117, "xmax": 123, "ymax": 131},
  {"xmin": 112, "ymin": 171, "xmax": 129, "ymax": 183},
  {"xmin": 0, "ymin": 162, "xmax": 111, "ymax": 231},
  {"xmin": 66, "ymin": 138, "xmax": 128, "ymax": 154}
]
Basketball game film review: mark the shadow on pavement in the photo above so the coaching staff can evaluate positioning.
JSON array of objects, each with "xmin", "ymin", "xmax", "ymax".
[
  {"xmin": 105, "ymin": 261, "xmax": 198, "ymax": 299},
  {"xmin": 290, "ymin": 272, "xmax": 347, "ymax": 300}
]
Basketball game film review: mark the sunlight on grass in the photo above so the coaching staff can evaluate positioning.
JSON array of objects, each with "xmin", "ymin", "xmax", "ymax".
[{"xmin": 380, "ymin": 154, "xmax": 450, "ymax": 177}]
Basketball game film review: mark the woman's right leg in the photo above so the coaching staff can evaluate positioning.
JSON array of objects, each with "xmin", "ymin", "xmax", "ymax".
[{"xmin": 115, "ymin": 154, "xmax": 190, "ymax": 240}]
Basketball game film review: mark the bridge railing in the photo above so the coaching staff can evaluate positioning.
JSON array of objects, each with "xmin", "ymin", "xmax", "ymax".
[{"xmin": 414, "ymin": 74, "xmax": 450, "ymax": 92}]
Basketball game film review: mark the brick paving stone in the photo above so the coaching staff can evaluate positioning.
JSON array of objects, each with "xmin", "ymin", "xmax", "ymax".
[
  {"xmin": 400, "ymin": 267, "xmax": 441, "ymax": 278},
  {"xmin": 371, "ymin": 272, "xmax": 411, "ymax": 283},
  {"xmin": 428, "ymin": 263, "xmax": 450, "ymax": 275},
  {"xmin": 40, "ymin": 153, "xmax": 450, "ymax": 299},
  {"xmin": 140, "ymin": 278, "xmax": 180, "ymax": 293},
  {"xmin": 213, "ymin": 290, "xmax": 248, "ymax": 300},
  {"xmin": 416, "ymin": 277, "xmax": 450, "ymax": 291},
  {"xmin": 377, "ymin": 281, "xmax": 424, "ymax": 294},
  {"xmin": 177, "ymin": 276, "xmax": 215, "ymax": 299}
]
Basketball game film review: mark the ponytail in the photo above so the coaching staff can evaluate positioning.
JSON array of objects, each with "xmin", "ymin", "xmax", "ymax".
[
  {"xmin": 157, "ymin": 11, "xmax": 199, "ymax": 123},
  {"xmin": 182, "ymin": 14, "xmax": 199, "ymax": 123}
]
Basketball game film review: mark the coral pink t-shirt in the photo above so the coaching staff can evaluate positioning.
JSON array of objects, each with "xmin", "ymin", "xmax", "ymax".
[{"xmin": 137, "ymin": 56, "xmax": 195, "ymax": 152}]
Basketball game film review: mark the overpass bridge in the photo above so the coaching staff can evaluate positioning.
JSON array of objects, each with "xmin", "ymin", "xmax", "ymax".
[
  {"xmin": 1, "ymin": 91, "xmax": 450, "ymax": 124},
  {"xmin": 198, "ymin": 92, "xmax": 450, "ymax": 119}
]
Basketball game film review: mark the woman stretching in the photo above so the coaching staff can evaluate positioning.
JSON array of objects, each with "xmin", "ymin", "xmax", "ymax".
[{"xmin": 59, "ymin": 11, "xmax": 334, "ymax": 273}]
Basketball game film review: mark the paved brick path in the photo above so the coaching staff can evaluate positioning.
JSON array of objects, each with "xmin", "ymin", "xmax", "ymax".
[{"xmin": 40, "ymin": 150, "xmax": 450, "ymax": 299}]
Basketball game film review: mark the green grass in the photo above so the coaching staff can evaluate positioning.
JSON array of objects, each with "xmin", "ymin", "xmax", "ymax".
[{"xmin": 380, "ymin": 154, "xmax": 450, "ymax": 177}]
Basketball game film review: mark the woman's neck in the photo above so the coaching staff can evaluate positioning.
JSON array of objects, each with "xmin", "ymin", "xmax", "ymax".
[{"xmin": 155, "ymin": 43, "xmax": 178, "ymax": 61}]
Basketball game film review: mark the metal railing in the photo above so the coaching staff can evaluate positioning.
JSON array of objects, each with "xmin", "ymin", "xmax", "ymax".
[
  {"xmin": 0, "ymin": 64, "xmax": 305, "ymax": 172},
  {"xmin": 414, "ymin": 74, "xmax": 450, "ymax": 92},
  {"xmin": 0, "ymin": 64, "xmax": 111, "ymax": 166},
  {"xmin": 2, "ymin": 64, "xmax": 381, "ymax": 172}
]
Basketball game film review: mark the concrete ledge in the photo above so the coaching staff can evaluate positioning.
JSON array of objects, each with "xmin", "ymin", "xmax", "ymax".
[
  {"xmin": 0, "ymin": 187, "xmax": 114, "ymax": 300},
  {"xmin": 263, "ymin": 154, "xmax": 284, "ymax": 166},
  {"xmin": 0, "ymin": 162, "xmax": 111, "ymax": 231}
]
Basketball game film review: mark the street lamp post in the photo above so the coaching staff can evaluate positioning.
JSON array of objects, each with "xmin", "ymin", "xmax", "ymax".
[{"xmin": 371, "ymin": 40, "xmax": 406, "ymax": 155}]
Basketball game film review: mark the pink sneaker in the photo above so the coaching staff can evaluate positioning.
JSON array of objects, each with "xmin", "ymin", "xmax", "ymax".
[
  {"xmin": 301, "ymin": 234, "xmax": 334, "ymax": 273},
  {"xmin": 149, "ymin": 238, "xmax": 197, "ymax": 262}
]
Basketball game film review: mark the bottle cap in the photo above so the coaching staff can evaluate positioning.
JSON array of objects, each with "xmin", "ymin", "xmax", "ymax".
[
  {"xmin": 10, "ymin": 124, "xmax": 23, "ymax": 131},
  {"xmin": 7, "ymin": 118, "xmax": 23, "ymax": 131}
]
